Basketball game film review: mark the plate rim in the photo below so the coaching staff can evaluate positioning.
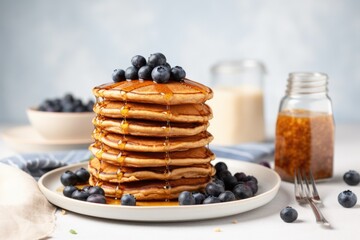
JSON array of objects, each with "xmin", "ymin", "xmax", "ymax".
[{"xmin": 38, "ymin": 158, "xmax": 281, "ymax": 221}]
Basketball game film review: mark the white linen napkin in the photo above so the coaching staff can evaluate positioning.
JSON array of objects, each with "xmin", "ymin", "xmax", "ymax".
[{"xmin": 0, "ymin": 163, "xmax": 55, "ymax": 240}]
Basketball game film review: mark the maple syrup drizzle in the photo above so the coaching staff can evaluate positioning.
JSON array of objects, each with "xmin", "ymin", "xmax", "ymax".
[
  {"xmin": 181, "ymin": 79, "xmax": 209, "ymax": 94},
  {"xmin": 163, "ymin": 104, "xmax": 172, "ymax": 201}
]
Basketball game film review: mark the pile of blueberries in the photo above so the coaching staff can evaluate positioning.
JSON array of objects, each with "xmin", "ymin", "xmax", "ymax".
[
  {"xmin": 178, "ymin": 161, "xmax": 258, "ymax": 205},
  {"xmin": 112, "ymin": 53, "xmax": 186, "ymax": 84},
  {"xmin": 38, "ymin": 93, "xmax": 94, "ymax": 113}
]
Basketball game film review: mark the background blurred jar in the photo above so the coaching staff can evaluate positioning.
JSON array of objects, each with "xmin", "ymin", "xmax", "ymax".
[{"xmin": 208, "ymin": 60, "xmax": 266, "ymax": 145}]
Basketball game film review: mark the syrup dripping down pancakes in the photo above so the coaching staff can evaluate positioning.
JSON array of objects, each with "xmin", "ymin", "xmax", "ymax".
[{"xmin": 89, "ymin": 79, "xmax": 215, "ymax": 201}]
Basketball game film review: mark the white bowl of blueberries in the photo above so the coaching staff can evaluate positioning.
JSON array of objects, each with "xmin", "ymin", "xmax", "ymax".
[{"xmin": 27, "ymin": 93, "xmax": 95, "ymax": 140}]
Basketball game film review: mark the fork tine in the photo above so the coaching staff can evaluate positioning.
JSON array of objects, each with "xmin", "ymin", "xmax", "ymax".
[{"xmin": 308, "ymin": 169, "xmax": 321, "ymax": 202}]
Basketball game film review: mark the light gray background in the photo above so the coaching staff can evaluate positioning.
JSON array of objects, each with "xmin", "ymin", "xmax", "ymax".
[{"xmin": 0, "ymin": 0, "xmax": 359, "ymax": 136}]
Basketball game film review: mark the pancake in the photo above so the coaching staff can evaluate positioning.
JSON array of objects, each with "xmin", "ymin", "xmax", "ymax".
[
  {"xmin": 89, "ymin": 143, "xmax": 215, "ymax": 167},
  {"xmin": 93, "ymin": 100, "xmax": 212, "ymax": 123},
  {"xmin": 89, "ymin": 175, "xmax": 210, "ymax": 200},
  {"xmin": 92, "ymin": 116, "xmax": 209, "ymax": 137},
  {"xmin": 93, "ymin": 79, "xmax": 213, "ymax": 105},
  {"xmin": 92, "ymin": 129, "xmax": 214, "ymax": 152},
  {"xmin": 88, "ymin": 158, "xmax": 215, "ymax": 183}
]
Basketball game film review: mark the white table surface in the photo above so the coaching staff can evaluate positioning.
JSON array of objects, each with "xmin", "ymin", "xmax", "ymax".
[{"xmin": 1, "ymin": 124, "xmax": 360, "ymax": 239}]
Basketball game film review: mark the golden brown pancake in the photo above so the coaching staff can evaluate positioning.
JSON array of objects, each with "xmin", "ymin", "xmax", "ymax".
[
  {"xmin": 93, "ymin": 79, "xmax": 213, "ymax": 105},
  {"xmin": 89, "ymin": 175, "xmax": 210, "ymax": 200},
  {"xmin": 88, "ymin": 158, "xmax": 215, "ymax": 183},
  {"xmin": 89, "ymin": 143, "xmax": 215, "ymax": 167},
  {"xmin": 93, "ymin": 100, "xmax": 212, "ymax": 123},
  {"xmin": 92, "ymin": 116, "xmax": 209, "ymax": 137}
]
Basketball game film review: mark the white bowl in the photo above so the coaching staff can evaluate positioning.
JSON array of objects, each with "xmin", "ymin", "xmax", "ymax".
[{"xmin": 27, "ymin": 108, "xmax": 95, "ymax": 140}]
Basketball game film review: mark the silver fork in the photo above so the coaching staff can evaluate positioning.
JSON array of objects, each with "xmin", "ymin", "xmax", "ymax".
[{"xmin": 294, "ymin": 169, "xmax": 331, "ymax": 227}]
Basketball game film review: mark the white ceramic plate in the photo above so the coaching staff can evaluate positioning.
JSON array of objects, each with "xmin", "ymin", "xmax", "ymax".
[
  {"xmin": 38, "ymin": 158, "xmax": 281, "ymax": 222},
  {"xmin": 1, "ymin": 126, "xmax": 92, "ymax": 152}
]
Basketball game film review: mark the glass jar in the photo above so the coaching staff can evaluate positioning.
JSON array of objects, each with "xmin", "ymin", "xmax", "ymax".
[
  {"xmin": 274, "ymin": 72, "xmax": 334, "ymax": 182},
  {"xmin": 208, "ymin": 60, "xmax": 266, "ymax": 145}
]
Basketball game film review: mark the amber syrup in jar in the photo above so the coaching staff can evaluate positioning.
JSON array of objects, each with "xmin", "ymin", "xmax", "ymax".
[{"xmin": 274, "ymin": 72, "xmax": 334, "ymax": 182}]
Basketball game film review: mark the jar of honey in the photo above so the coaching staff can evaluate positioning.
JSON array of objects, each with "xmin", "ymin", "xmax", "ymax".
[{"xmin": 274, "ymin": 72, "xmax": 334, "ymax": 182}]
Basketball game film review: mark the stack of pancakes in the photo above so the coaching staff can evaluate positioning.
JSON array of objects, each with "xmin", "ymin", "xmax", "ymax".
[{"xmin": 88, "ymin": 79, "xmax": 215, "ymax": 201}]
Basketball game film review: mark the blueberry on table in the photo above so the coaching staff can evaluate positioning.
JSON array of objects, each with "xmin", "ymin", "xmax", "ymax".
[
  {"xmin": 232, "ymin": 183, "xmax": 253, "ymax": 199},
  {"xmin": 170, "ymin": 66, "xmax": 186, "ymax": 81},
  {"xmin": 121, "ymin": 194, "xmax": 136, "ymax": 206},
  {"xmin": 192, "ymin": 192, "xmax": 206, "ymax": 204},
  {"xmin": 112, "ymin": 69, "xmax": 126, "ymax": 82},
  {"xmin": 63, "ymin": 186, "xmax": 78, "ymax": 198},
  {"xmin": 338, "ymin": 190, "xmax": 357, "ymax": 208},
  {"xmin": 218, "ymin": 191, "xmax": 236, "ymax": 202},
  {"xmin": 178, "ymin": 191, "xmax": 196, "ymax": 205},
  {"xmin": 151, "ymin": 66, "xmax": 170, "ymax": 83},
  {"xmin": 138, "ymin": 65, "xmax": 153, "ymax": 80},
  {"xmin": 87, "ymin": 186, "xmax": 105, "ymax": 196},
  {"xmin": 87, "ymin": 194, "xmax": 106, "ymax": 204},
  {"xmin": 60, "ymin": 171, "xmax": 78, "ymax": 186},
  {"xmin": 131, "ymin": 55, "xmax": 147, "ymax": 69},
  {"xmin": 343, "ymin": 170, "xmax": 360, "ymax": 186},
  {"xmin": 125, "ymin": 66, "xmax": 138, "ymax": 80},
  {"xmin": 205, "ymin": 182, "xmax": 225, "ymax": 197},
  {"xmin": 214, "ymin": 162, "xmax": 228, "ymax": 174},
  {"xmin": 148, "ymin": 53, "xmax": 167, "ymax": 67},
  {"xmin": 280, "ymin": 206, "xmax": 298, "ymax": 223},
  {"xmin": 203, "ymin": 196, "xmax": 221, "ymax": 204},
  {"xmin": 74, "ymin": 168, "xmax": 90, "ymax": 184},
  {"xmin": 71, "ymin": 190, "xmax": 90, "ymax": 201}
]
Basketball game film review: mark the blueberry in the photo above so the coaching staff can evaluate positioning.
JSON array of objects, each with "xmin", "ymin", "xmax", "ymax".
[
  {"xmin": 234, "ymin": 172, "xmax": 247, "ymax": 182},
  {"xmin": 192, "ymin": 192, "xmax": 206, "ymax": 204},
  {"xmin": 222, "ymin": 175, "xmax": 238, "ymax": 190},
  {"xmin": 125, "ymin": 66, "xmax": 138, "ymax": 80},
  {"xmin": 121, "ymin": 194, "xmax": 136, "ymax": 206},
  {"xmin": 244, "ymin": 175, "xmax": 258, "ymax": 184},
  {"xmin": 131, "ymin": 55, "xmax": 147, "ymax": 69},
  {"xmin": 71, "ymin": 190, "xmax": 90, "ymax": 201},
  {"xmin": 259, "ymin": 161, "xmax": 271, "ymax": 168},
  {"xmin": 178, "ymin": 191, "xmax": 196, "ymax": 205},
  {"xmin": 87, "ymin": 194, "xmax": 106, "ymax": 204},
  {"xmin": 213, "ymin": 178, "xmax": 225, "ymax": 189},
  {"xmin": 217, "ymin": 170, "xmax": 232, "ymax": 181},
  {"xmin": 138, "ymin": 65, "xmax": 153, "ymax": 80},
  {"xmin": 60, "ymin": 171, "xmax": 78, "ymax": 186},
  {"xmin": 86, "ymin": 100, "xmax": 94, "ymax": 112},
  {"xmin": 215, "ymin": 162, "xmax": 228, "ymax": 174},
  {"xmin": 112, "ymin": 69, "xmax": 126, "ymax": 82},
  {"xmin": 87, "ymin": 186, "xmax": 105, "ymax": 196},
  {"xmin": 63, "ymin": 186, "xmax": 78, "ymax": 198},
  {"xmin": 63, "ymin": 93, "xmax": 74, "ymax": 103},
  {"xmin": 338, "ymin": 190, "xmax": 357, "ymax": 208},
  {"xmin": 203, "ymin": 196, "xmax": 221, "ymax": 204},
  {"xmin": 148, "ymin": 53, "xmax": 166, "ymax": 67},
  {"xmin": 82, "ymin": 186, "xmax": 92, "ymax": 192},
  {"xmin": 151, "ymin": 66, "xmax": 170, "ymax": 83},
  {"xmin": 233, "ymin": 183, "xmax": 253, "ymax": 199},
  {"xmin": 170, "ymin": 66, "xmax": 186, "ymax": 81},
  {"xmin": 205, "ymin": 182, "xmax": 225, "ymax": 197},
  {"xmin": 343, "ymin": 170, "xmax": 360, "ymax": 186},
  {"xmin": 280, "ymin": 206, "xmax": 298, "ymax": 223},
  {"xmin": 245, "ymin": 180, "xmax": 258, "ymax": 194},
  {"xmin": 74, "ymin": 168, "xmax": 90, "ymax": 184},
  {"xmin": 62, "ymin": 102, "xmax": 75, "ymax": 112},
  {"xmin": 218, "ymin": 191, "xmax": 236, "ymax": 202},
  {"xmin": 164, "ymin": 62, "xmax": 171, "ymax": 70}
]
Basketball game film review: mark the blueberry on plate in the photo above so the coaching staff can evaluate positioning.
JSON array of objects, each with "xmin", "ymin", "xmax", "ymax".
[
  {"xmin": 343, "ymin": 170, "xmax": 360, "ymax": 186},
  {"xmin": 87, "ymin": 194, "xmax": 106, "ymax": 204},
  {"xmin": 63, "ymin": 186, "xmax": 78, "ymax": 198},
  {"xmin": 121, "ymin": 194, "xmax": 136, "ymax": 206},
  {"xmin": 205, "ymin": 182, "xmax": 225, "ymax": 197},
  {"xmin": 218, "ymin": 191, "xmax": 236, "ymax": 202},
  {"xmin": 71, "ymin": 190, "xmax": 90, "ymax": 201},
  {"xmin": 232, "ymin": 183, "xmax": 253, "ymax": 199},
  {"xmin": 151, "ymin": 66, "xmax": 170, "ymax": 83},
  {"xmin": 234, "ymin": 172, "xmax": 247, "ymax": 182},
  {"xmin": 245, "ymin": 180, "xmax": 258, "ymax": 195},
  {"xmin": 138, "ymin": 65, "xmax": 153, "ymax": 80},
  {"xmin": 170, "ymin": 66, "xmax": 186, "ymax": 81},
  {"xmin": 125, "ymin": 66, "xmax": 138, "ymax": 80},
  {"xmin": 280, "ymin": 206, "xmax": 298, "ymax": 223},
  {"xmin": 112, "ymin": 69, "xmax": 126, "ymax": 82},
  {"xmin": 214, "ymin": 162, "xmax": 228, "ymax": 174},
  {"xmin": 82, "ymin": 186, "xmax": 92, "ymax": 192},
  {"xmin": 74, "ymin": 168, "xmax": 90, "ymax": 184},
  {"xmin": 259, "ymin": 161, "xmax": 271, "ymax": 168},
  {"xmin": 60, "ymin": 171, "xmax": 78, "ymax": 186},
  {"xmin": 338, "ymin": 190, "xmax": 357, "ymax": 208},
  {"xmin": 87, "ymin": 186, "xmax": 105, "ymax": 196},
  {"xmin": 217, "ymin": 170, "xmax": 232, "ymax": 181},
  {"xmin": 222, "ymin": 175, "xmax": 239, "ymax": 190},
  {"xmin": 203, "ymin": 196, "xmax": 221, "ymax": 204},
  {"xmin": 148, "ymin": 53, "xmax": 167, "ymax": 67},
  {"xmin": 131, "ymin": 55, "xmax": 147, "ymax": 69},
  {"xmin": 178, "ymin": 191, "xmax": 196, "ymax": 205},
  {"xmin": 213, "ymin": 178, "xmax": 225, "ymax": 189},
  {"xmin": 192, "ymin": 192, "xmax": 206, "ymax": 204}
]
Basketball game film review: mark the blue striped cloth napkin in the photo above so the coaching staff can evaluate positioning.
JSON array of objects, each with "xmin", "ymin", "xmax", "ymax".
[{"xmin": 0, "ymin": 143, "xmax": 274, "ymax": 178}]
